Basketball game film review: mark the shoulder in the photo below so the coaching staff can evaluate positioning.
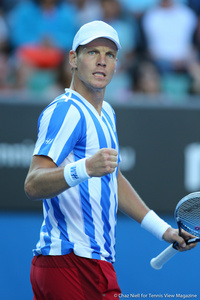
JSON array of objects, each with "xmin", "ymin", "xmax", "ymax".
[
  {"xmin": 39, "ymin": 92, "xmax": 83, "ymax": 123},
  {"xmin": 46, "ymin": 91, "xmax": 80, "ymax": 109}
]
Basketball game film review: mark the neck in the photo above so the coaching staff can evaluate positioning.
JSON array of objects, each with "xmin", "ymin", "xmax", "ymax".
[{"xmin": 70, "ymin": 80, "xmax": 105, "ymax": 116}]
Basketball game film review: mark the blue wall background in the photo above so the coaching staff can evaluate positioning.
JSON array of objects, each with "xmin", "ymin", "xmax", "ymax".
[{"xmin": 0, "ymin": 212, "xmax": 199, "ymax": 299}]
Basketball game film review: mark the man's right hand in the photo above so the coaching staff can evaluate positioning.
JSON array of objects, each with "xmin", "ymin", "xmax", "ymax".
[{"xmin": 86, "ymin": 148, "xmax": 118, "ymax": 177}]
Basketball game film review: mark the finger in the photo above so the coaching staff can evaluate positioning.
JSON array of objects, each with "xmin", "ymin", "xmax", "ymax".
[
  {"xmin": 188, "ymin": 243, "xmax": 197, "ymax": 249},
  {"xmin": 106, "ymin": 161, "xmax": 118, "ymax": 173},
  {"xmin": 176, "ymin": 237, "xmax": 198, "ymax": 251},
  {"xmin": 101, "ymin": 149, "xmax": 118, "ymax": 164},
  {"xmin": 181, "ymin": 230, "xmax": 194, "ymax": 239},
  {"xmin": 177, "ymin": 243, "xmax": 197, "ymax": 251},
  {"xmin": 111, "ymin": 149, "xmax": 118, "ymax": 156},
  {"xmin": 104, "ymin": 148, "xmax": 118, "ymax": 156},
  {"xmin": 175, "ymin": 235, "xmax": 187, "ymax": 249},
  {"xmin": 110, "ymin": 155, "xmax": 118, "ymax": 162}
]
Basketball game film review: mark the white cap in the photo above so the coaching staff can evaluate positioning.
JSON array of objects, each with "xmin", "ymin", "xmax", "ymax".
[{"xmin": 72, "ymin": 20, "xmax": 121, "ymax": 51}]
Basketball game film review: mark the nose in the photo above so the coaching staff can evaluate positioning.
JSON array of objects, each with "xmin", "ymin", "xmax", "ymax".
[{"xmin": 97, "ymin": 54, "xmax": 106, "ymax": 66}]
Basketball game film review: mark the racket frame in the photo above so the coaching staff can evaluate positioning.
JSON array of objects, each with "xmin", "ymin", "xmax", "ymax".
[{"xmin": 150, "ymin": 192, "xmax": 200, "ymax": 270}]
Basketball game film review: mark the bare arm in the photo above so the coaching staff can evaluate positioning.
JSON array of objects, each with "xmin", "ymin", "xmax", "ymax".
[
  {"xmin": 24, "ymin": 148, "xmax": 118, "ymax": 201},
  {"xmin": 117, "ymin": 169, "xmax": 150, "ymax": 223},
  {"xmin": 117, "ymin": 169, "xmax": 196, "ymax": 250},
  {"xmin": 24, "ymin": 155, "xmax": 69, "ymax": 201}
]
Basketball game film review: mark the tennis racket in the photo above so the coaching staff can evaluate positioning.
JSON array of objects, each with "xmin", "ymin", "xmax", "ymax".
[{"xmin": 150, "ymin": 192, "xmax": 200, "ymax": 270}]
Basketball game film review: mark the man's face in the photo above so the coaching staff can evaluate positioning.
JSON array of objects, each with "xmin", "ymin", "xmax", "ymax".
[{"xmin": 74, "ymin": 38, "xmax": 118, "ymax": 91}]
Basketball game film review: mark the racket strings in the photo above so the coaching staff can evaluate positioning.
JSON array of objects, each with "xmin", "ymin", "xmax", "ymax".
[
  {"xmin": 177, "ymin": 197, "xmax": 200, "ymax": 237},
  {"xmin": 180, "ymin": 210, "xmax": 200, "ymax": 225}
]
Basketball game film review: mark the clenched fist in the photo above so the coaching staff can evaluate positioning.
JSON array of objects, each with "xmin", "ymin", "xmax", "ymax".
[{"xmin": 85, "ymin": 148, "xmax": 118, "ymax": 177}]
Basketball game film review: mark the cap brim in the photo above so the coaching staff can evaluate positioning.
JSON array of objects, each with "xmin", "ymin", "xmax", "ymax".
[{"xmin": 79, "ymin": 35, "xmax": 121, "ymax": 50}]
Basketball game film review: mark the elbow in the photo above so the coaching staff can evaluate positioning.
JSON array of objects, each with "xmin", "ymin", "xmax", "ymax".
[{"xmin": 24, "ymin": 178, "xmax": 39, "ymax": 201}]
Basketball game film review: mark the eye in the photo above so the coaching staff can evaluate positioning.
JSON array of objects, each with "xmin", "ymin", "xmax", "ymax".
[
  {"xmin": 107, "ymin": 52, "xmax": 116, "ymax": 59},
  {"xmin": 88, "ymin": 50, "xmax": 96, "ymax": 55}
]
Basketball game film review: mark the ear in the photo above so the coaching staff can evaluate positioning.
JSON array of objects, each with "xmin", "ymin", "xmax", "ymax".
[
  {"xmin": 114, "ymin": 58, "xmax": 118, "ymax": 73},
  {"xmin": 69, "ymin": 50, "xmax": 78, "ymax": 69}
]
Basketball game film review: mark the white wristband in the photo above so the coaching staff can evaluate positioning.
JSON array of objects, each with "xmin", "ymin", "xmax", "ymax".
[
  {"xmin": 64, "ymin": 158, "xmax": 90, "ymax": 187},
  {"xmin": 141, "ymin": 210, "xmax": 171, "ymax": 240}
]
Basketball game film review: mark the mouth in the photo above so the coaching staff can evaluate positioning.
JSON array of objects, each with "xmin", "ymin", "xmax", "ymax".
[{"xmin": 93, "ymin": 72, "xmax": 106, "ymax": 78}]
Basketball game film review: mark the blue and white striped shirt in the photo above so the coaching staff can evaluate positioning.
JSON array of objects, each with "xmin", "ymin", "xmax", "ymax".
[{"xmin": 33, "ymin": 89, "xmax": 120, "ymax": 263}]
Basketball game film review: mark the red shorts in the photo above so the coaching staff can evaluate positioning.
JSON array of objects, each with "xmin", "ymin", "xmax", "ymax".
[{"xmin": 30, "ymin": 252, "xmax": 121, "ymax": 300}]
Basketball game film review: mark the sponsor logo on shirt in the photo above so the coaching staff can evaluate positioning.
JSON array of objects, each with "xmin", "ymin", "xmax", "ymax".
[{"xmin": 45, "ymin": 139, "xmax": 54, "ymax": 145}]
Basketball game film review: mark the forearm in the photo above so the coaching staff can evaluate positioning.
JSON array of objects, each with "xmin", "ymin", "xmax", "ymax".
[
  {"xmin": 25, "ymin": 166, "xmax": 69, "ymax": 201},
  {"xmin": 117, "ymin": 171, "xmax": 150, "ymax": 223},
  {"xmin": 117, "ymin": 170, "xmax": 197, "ymax": 249},
  {"xmin": 25, "ymin": 149, "xmax": 118, "ymax": 201},
  {"xmin": 117, "ymin": 170, "xmax": 170, "ymax": 240}
]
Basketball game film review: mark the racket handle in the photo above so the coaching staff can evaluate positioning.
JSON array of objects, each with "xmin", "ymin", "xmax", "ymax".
[{"xmin": 150, "ymin": 244, "xmax": 178, "ymax": 270}]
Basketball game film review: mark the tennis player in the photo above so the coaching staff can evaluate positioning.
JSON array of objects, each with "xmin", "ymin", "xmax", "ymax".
[{"xmin": 24, "ymin": 21, "xmax": 195, "ymax": 300}]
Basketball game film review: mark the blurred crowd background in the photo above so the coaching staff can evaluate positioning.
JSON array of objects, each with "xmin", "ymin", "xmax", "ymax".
[
  {"xmin": 0, "ymin": 0, "xmax": 200, "ymax": 103},
  {"xmin": 1, "ymin": 3, "xmax": 200, "ymax": 298}
]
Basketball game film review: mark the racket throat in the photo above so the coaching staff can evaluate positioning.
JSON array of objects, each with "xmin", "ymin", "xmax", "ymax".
[
  {"xmin": 172, "ymin": 220, "xmax": 182, "ymax": 250},
  {"xmin": 172, "ymin": 241, "xmax": 178, "ymax": 250}
]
